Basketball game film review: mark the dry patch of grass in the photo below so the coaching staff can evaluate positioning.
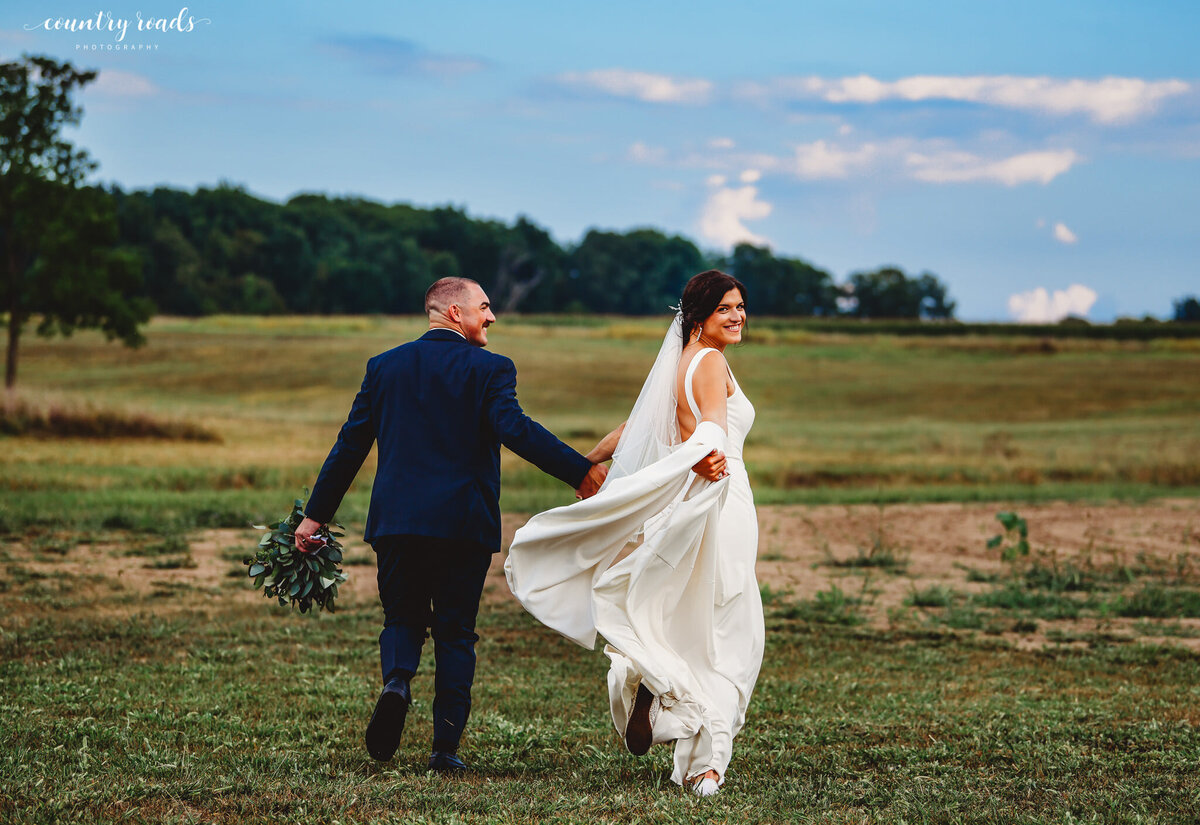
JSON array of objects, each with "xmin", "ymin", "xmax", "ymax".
[{"xmin": 1, "ymin": 393, "xmax": 219, "ymax": 442}]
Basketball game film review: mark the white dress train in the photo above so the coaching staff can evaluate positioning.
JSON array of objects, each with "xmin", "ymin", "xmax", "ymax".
[{"xmin": 505, "ymin": 348, "xmax": 764, "ymax": 786}]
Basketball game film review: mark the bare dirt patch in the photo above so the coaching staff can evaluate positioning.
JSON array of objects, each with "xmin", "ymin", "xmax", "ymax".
[
  {"xmin": 8, "ymin": 500, "xmax": 1199, "ymax": 649},
  {"xmin": 745, "ymin": 498, "xmax": 1200, "ymax": 650}
]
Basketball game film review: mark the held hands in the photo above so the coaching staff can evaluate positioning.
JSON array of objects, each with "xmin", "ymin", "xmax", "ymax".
[
  {"xmin": 575, "ymin": 463, "xmax": 608, "ymax": 500},
  {"xmin": 692, "ymin": 449, "xmax": 728, "ymax": 482}
]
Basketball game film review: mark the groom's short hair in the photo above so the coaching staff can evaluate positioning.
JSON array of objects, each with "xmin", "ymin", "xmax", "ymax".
[{"xmin": 425, "ymin": 277, "xmax": 481, "ymax": 316}]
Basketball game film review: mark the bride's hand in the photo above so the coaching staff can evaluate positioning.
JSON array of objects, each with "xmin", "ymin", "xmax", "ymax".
[
  {"xmin": 575, "ymin": 463, "xmax": 608, "ymax": 500},
  {"xmin": 692, "ymin": 449, "xmax": 727, "ymax": 481}
]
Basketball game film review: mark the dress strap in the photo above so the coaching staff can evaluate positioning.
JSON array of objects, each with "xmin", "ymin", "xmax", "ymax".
[{"xmin": 683, "ymin": 348, "xmax": 719, "ymax": 421}]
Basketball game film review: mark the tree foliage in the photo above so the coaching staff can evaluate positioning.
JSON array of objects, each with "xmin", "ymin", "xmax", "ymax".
[
  {"xmin": 727, "ymin": 243, "xmax": 838, "ymax": 316},
  {"xmin": 842, "ymin": 267, "xmax": 956, "ymax": 319},
  {"xmin": 567, "ymin": 228, "xmax": 706, "ymax": 314},
  {"xmin": 108, "ymin": 183, "xmax": 959, "ymax": 323},
  {"xmin": 1172, "ymin": 296, "xmax": 1200, "ymax": 323},
  {"xmin": 1, "ymin": 55, "xmax": 151, "ymax": 387}
]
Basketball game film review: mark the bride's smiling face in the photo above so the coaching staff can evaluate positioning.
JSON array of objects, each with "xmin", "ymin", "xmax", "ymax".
[{"xmin": 696, "ymin": 288, "xmax": 746, "ymax": 347}]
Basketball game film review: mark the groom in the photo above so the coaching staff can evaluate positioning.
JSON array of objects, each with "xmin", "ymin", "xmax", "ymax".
[{"xmin": 295, "ymin": 277, "xmax": 607, "ymax": 772}]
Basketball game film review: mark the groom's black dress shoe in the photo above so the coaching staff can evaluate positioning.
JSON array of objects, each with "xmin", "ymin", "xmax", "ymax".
[
  {"xmin": 428, "ymin": 750, "xmax": 468, "ymax": 773},
  {"xmin": 625, "ymin": 683, "xmax": 654, "ymax": 756},
  {"xmin": 365, "ymin": 677, "xmax": 411, "ymax": 761}
]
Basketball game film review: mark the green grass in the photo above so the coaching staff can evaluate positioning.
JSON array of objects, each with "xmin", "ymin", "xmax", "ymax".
[
  {"xmin": 1113, "ymin": 585, "xmax": 1200, "ymax": 619},
  {"xmin": 1, "ymin": 315, "xmax": 1198, "ymax": 538},
  {"xmin": 776, "ymin": 584, "xmax": 868, "ymax": 626},
  {"xmin": 3, "ymin": 316, "xmax": 1200, "ymax": 821},
  {"xmin": 887, "ymin": 541, "xmax": 1200, "ymax": 635},
  {"xmin": 826, "ymin": 534, "xmax": 909, "ymax": 573},
  {"xmin": 907, "ymin": 585, "xmax": 958, "ymax": 608},
  {"xmin": 3, "ymin": 597, "xmax": 1200, "ymax": 823}
]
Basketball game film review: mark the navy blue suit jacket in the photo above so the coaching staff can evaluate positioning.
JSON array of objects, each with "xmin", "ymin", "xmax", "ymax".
[{"xmin": 305, "ymin": 328, "xmax": 592, "ymax": 553}]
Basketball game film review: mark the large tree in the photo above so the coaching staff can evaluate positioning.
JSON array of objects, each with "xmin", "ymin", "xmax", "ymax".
[
  {"xmin": 1, "ymin": 55, "xmax": 150, "ymax": 388},
  {"xmin": 726, "ymin": 243, "xmax": 838, "ymax": 316},
  {"xmin": 1173, "ymin": 295, "xmax": 1200, "ymax": 322},
  {"xmin": 843, "ymin": 266, "xmax": 956, "ymax": 319},
  {"xmin": 568, "ymin": 228, "xmax": 704, "ymax": 314}
]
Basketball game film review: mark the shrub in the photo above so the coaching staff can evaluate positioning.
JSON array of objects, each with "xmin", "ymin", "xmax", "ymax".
[{"xmin": 0, "ymin": 395, "xmax": 219, "ymax": 442}]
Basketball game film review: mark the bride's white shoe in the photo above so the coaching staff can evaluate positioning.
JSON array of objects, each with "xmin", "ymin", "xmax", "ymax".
[{"xmin": 692, "ymin": 777, "xmax": 720, "ymax": 797}]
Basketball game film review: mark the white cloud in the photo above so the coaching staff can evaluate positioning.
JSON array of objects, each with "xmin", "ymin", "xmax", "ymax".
[
  {"xmin": 92, "ymin": 70, "xmax": 158, "ymax": 97},
  {"xmin": 699, "ymin": 185, "xmax": 772, "ymax": 249},
  {"xmin": 709, "ymin": 137, "xmax": 736, "ymax": 149},
  {"xmin": 1008, "ymin": 284, "xmax": 1098, "ymax": 322},
  {"xmin": 636, "ymin": 135, "xmax": 1079, "ymax": 190},
  {"xmin": 760, "ymin": 74, "xmax": 1190, "ymax": 124},
  {"xmin": 906, "ymin": 149, "xmax": 1080, "ymax": 186},
  {"xmin": 791, "ymin": 139, "xmax": 879, "ymax": 179},
  {"xmin": 557, "ymin": 69, "xmax": 712, "ymax": 104},
  {"xmin": 1053, "ymin": 222, "xmax": 1078, "ymax": 244},
  {"xmin": 627, "ymin": 141, "xmax": 667, "ymax": 164}
]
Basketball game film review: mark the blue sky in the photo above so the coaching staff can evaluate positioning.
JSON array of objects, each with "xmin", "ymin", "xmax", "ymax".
[{"xmin": 3, "ymin": 0, "xmax": 1198, "ymax": 320}]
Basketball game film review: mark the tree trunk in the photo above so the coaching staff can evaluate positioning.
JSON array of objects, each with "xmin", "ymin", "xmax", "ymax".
[
  {"xmin": 5, "ymin": 305, "xmax": 18, "ymax": 390},
  {"xmin": 5, "ymin": 249, "xmax": 19, "ymax": 389}
]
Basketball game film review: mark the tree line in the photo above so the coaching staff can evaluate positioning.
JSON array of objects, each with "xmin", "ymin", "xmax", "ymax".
[
  {"xmin": 2, "ymin": 54, "xmax": 950, "ymax": 388},
  {"xmin": 5, "ymin": 54, "xmax": 1196, "ymax": 390},
  {"xmin": 109, "ymin": 183, "xmax": 956, "ymax": 321}
]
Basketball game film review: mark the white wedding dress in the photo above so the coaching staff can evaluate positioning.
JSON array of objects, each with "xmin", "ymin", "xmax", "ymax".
[{"xmin": 505, "ymin": 347, "xmax": 764, "ymax": 787}]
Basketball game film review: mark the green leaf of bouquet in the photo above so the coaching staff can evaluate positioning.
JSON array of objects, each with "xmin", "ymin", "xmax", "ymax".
[{"xmin": 248, "ymin": 563, "xmax": 266, "ymax": 577}]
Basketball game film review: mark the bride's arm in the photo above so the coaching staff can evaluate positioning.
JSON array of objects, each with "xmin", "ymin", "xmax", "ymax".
[
  {"xmin": 688, "ymin": 354, "xmax": 729, "ymax": 434},
  {"xmin": 688, "ymin": 355, "xmax": 729, "ymax": 481},
  {"xmin": 585, "ymin": 421, "xmax": 626, "ymax": 464}
]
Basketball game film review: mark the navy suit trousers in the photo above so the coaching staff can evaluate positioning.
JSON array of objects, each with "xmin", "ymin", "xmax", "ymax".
[{"xmin": 373, "ymin": 534, "xmax": 493, "ymax": 754}]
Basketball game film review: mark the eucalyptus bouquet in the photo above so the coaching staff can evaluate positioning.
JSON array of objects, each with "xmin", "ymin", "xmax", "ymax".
[{"xmin": 246, "ymin": 496, "xmax": 348, "ymax": 613}]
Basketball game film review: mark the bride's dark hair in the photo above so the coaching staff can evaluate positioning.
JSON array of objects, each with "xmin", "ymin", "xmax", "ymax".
[{"xmin": 680, "ymin": 270, "xmax": 747, "ymax": 347}]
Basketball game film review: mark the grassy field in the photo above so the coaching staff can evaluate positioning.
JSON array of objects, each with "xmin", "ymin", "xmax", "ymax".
[
  {"xmin": 2, "ymin": 314, "xmax": 1199, "ymax": 533},
  {"xmin": 3, "ymin": 552, "xmax": 1200, "ymax": 824},
  {"xmin": 2, "ymin": 315, "xmax": 1200, "ymax": 823}
]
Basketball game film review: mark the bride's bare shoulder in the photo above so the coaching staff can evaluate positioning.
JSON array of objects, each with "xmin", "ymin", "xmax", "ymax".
[{"xmin": 677, "ymin": 345, "xmax": 727, "ymax": 385}]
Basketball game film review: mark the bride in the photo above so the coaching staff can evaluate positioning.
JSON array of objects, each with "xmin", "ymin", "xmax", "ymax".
[{"xmin": 505, "ymin": 270, "xmax": 764, "ymax": 797}]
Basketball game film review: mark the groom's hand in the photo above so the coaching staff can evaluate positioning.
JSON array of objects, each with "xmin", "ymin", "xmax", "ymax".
[
  {"xmin": 294, "ymin": 516, "xmax": 322, "ymax": 551},
  {"xmin": 575, "ymin": 463, "xmax": 607, "ymax": 500},
  {"xmin": 692, "ymin": 450, "xmax": 727, "ymax": 482}
]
